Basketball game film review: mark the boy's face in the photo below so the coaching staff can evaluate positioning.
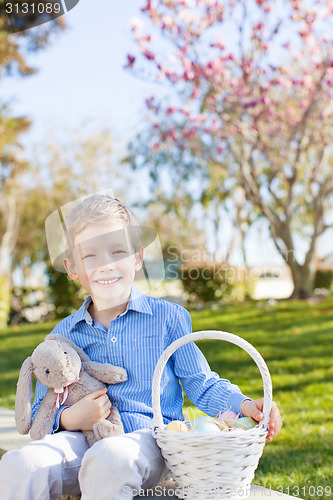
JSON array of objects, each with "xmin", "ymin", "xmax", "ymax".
[{"xmin": 64, "ymin": 219, "xmax": 143, "ymax": 311}]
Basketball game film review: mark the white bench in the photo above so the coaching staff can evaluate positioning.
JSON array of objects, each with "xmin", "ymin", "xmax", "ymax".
[{"xmin": 0, "ymin": 407, "xmax": 301, "ymax": 500}]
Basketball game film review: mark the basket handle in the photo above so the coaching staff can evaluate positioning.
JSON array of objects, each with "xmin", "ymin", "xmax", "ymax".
[{"xmin": 152, "ymin": 330, "xmax": 272, "ymax": 430}]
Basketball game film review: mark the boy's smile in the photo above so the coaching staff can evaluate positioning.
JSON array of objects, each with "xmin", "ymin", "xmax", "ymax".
[
  {"xmin": 64, "ymin": 219, "xmax": 143, "ymax": 319},
  {"xmin": 95, "ymin": 278, "xmax": 121, "ymax": 286}
]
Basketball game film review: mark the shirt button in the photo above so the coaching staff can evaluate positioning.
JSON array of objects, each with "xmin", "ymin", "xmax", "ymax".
[{"xmin": 111, "ymin": 336, "xmax": 117, "ymax": 343}]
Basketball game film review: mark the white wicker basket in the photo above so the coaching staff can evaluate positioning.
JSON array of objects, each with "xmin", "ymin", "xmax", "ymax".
[{"xmin": 152, "ymin": 330, "xmax": 272, "ymax": 500}]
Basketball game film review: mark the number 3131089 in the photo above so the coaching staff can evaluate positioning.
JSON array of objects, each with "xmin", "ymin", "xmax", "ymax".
[
  {"xmin": 277, "ymin": 485, "xmax": 331, "ymax": 497},
  {"xmin": 6, "ymin": 3, "xmax": 62, "ymax": 14}
]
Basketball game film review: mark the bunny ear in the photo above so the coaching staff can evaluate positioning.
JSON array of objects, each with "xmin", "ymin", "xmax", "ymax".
[
  {"xmin": 45, "ymin": 333, "xmax": 90, "ymax": 362},
  {"xmin": 15, "ymin": 357, "xmax": 34, "ymax": 435}
]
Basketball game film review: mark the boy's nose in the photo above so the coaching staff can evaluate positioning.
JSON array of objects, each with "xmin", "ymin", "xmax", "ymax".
[{"xmin": 98, "ymin": 256, "xmax": 116, "ymax": 270}]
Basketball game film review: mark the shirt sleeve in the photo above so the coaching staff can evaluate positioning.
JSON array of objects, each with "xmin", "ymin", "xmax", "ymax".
[
  {"xmin": 53, "ymin": 405, "xmax": 70, "ymax": 432},
  {"xmin": 170, "ymin": 306, "xmax": 249, "ymax": 417}
]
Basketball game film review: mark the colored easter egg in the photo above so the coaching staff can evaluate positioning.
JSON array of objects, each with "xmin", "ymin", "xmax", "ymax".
[
  {"xmin": 192, "ymin": 421, "xmax": 221, "ymax": 433},
  {"xmin": 194, "ymin": 416, "xmax": 213, "ymax": 425},
  {"xmin": 165, "ymin": 420, "xmax": 188, "ymax": 432},
  {"xmin": 190, "ymin": 416, "xmax": 213, "ymax": 430},
  {"xmin": 233, "ymin": 417, "xmax": 257, "ymax": 430},
  {"xmin": 219, "ymin": 410, "xmax": 238, "ymax": 422},
  {"xmin": 223, "ymin": 419, "xmax": 237, "ymax": 429}
]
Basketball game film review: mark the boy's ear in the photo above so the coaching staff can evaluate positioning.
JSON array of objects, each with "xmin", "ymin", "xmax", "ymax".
[
  {"xmin": 134, "ymin": 248, "xmax": 144, "ymax": 272},
  {"xmin": 63, "ymin": 257, "xmax": 80, "ymax": 281}
]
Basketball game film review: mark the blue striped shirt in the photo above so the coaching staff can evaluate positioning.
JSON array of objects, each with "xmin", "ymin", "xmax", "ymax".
[{"xmin": 32, "ymin": 287, "xmax": 248, "ymax": 433}]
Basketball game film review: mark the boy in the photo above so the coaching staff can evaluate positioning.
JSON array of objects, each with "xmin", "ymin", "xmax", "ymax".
[{"xmin": 0, "ymin": 194, "xmax": 281, "ymax": 500}]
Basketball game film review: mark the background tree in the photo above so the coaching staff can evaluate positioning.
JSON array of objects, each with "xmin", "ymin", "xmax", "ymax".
[
  {"xmin": 0, "ymin": 2, "xmax": 65, "ymax": 77},
  {"xmin": 0, "ymin": 9, "xmax": 65, "ymax": 325},
  {"xmin": 136, "ymin": 189, "xmax": 207, "ymax": 255},
  {"xmin": 12, "ymin": 129, "xmax": 127, "ymax": 319},
  {"xmin": 0, "ymin": 108, "xmax": 30, "ymax": 326},
  {"xmin": 126, "ymin": 0, "xmax": 333, "ymax": 299}
]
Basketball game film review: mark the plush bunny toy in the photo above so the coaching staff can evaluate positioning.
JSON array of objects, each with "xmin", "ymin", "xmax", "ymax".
[{"xmin": 15, "ymin": 333, "xmax": 127, "ymax": 446}]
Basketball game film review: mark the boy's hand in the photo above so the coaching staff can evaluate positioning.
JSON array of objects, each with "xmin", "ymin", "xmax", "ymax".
[
  {"xmin": 60, "ymin": 388, "xmax": 112, "ymax": 432},
  {"xmin": 240, "ymin": 398, "xmax": 282, "ymax": 441}
]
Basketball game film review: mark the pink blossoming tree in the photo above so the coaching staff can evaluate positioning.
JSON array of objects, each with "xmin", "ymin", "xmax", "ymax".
[{"xmin": 126, "ymin": 0, "xmax": 333, "ymax": 299}]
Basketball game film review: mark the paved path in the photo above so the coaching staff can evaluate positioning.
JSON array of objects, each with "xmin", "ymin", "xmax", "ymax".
[
  {"xmin": 0, "ymin": 407, "xmax": 32, "ymax": 451},
  {"xmin": 0, "ymin": 407, "xmax": 299, "ymax": 499}
]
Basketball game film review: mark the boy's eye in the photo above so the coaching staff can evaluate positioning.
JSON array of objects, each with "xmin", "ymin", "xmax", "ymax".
[
  {"xmin": 113, "ymin": 249, "xmax": 127, "ymax": 254},
  {"xmin": 82, "ymin": 254, "xmax": 96, "ymax": 259}
]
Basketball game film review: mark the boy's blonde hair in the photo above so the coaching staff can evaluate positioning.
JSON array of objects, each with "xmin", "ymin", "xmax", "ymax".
[{"xmin": 64, "ymin": 194, "xmax": 142, "ymax": 256}]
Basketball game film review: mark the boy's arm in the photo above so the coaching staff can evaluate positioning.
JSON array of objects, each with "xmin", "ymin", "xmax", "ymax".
[
  {"xmin": 169, "ymin": 307, "xmax": 282, "ymax": 440},
  {"xmin": 169, "ymin": 307, "xmax": 250, "ymax": 417}
]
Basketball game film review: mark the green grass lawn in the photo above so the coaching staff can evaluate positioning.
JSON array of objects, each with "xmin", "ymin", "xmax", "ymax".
[{"xmin": 1, "ymin": 297, "xmax": 333, "ymax": 500}]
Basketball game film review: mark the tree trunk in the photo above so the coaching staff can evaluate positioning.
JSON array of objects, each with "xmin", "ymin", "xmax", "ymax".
[
  {"xmin": 265, "ymin": 212, "xmax": 318, "ymax": 300},
  {"xmin": 0, "ymin": 275, "xmax": 10, "ymax": 328},
  {"xmin": 0, "ymin": 194, "xmax": 20, "ymax": 326},
  {"xmin": 288, "ymin": 260, "xmax": 316, "ymax": 300}
]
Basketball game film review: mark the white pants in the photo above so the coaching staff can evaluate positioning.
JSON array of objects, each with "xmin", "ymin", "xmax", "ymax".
[{"xmin": 0, "ymin": 429, "xmax": 168, "ymax": 500}]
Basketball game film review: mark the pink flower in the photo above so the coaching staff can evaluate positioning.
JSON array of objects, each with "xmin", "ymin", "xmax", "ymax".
[
  {"xmin": 127, "ymin": 55, "xmax": 136, "ymax": 67},
  {"xmin": 141, "ymin": 0, "xmax": 151, "ymax": 13},
  {"xmin": 182, "ymin": 58, "xmax": 193, "ymax": 70},
  {"xmin": 254, "ymin": 22, "xmax": 264, "ymax": 31},
  {"xmin": 210, "ymin": 41, "xmax": 225, "ymax": 50},
  {"xmin": 166, "ymin": 107, "xmax": 175, "ymax": 115},
  {"xmin": 145, "ymin": 96, "xmax": 158, "ymax": 112},
  {"xmin": 150, "ymin": 142, "xmax": 161, "ymax": 151},
  {"xmin": 243, "ymin": 98, "xmax": 261, "ymax": 108},
  {"xmin": 184, "ymin": 70, "xmax": 195, "ymax": 80},
  {"xmin": 165, "ymin": 128, "xmax": 177, "ymax": 141},
  {"xmin": 143, "ymin": 50, "xmax": 155, "ymax": 60}
]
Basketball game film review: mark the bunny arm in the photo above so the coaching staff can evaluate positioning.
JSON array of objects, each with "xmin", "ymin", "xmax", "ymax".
[
  {"xmin": 30, "ymin": 389, "xmax": 60, "ymax": 441},
  {"xmin": 81, "ymin": 360, "xmax": 127, "ymax": 385},
  {"xmin": 45, "ymin": 333, "xmax": 91, "ymax": 362},
  {"xmin": 44, "ymin": 334, "xmax": 127, "ymax": 384}
]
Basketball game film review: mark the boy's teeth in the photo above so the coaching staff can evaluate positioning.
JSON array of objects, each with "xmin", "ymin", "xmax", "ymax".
[{"xmin": 98, "ymin": 278, "xmax": 119, "ymax": 284}]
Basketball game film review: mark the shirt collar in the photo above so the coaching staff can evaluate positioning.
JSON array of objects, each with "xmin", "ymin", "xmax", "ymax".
[
  {"xmin": 127, "ymin": 286, "xmax": 153, "ymax": 316},
  {"xmin": 69, "ymin": 286, "xmax": 153, "ymax": 329},
  {"xmin": 70, "ymin": 295, "xmax": 93, "ymax": 326}
]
